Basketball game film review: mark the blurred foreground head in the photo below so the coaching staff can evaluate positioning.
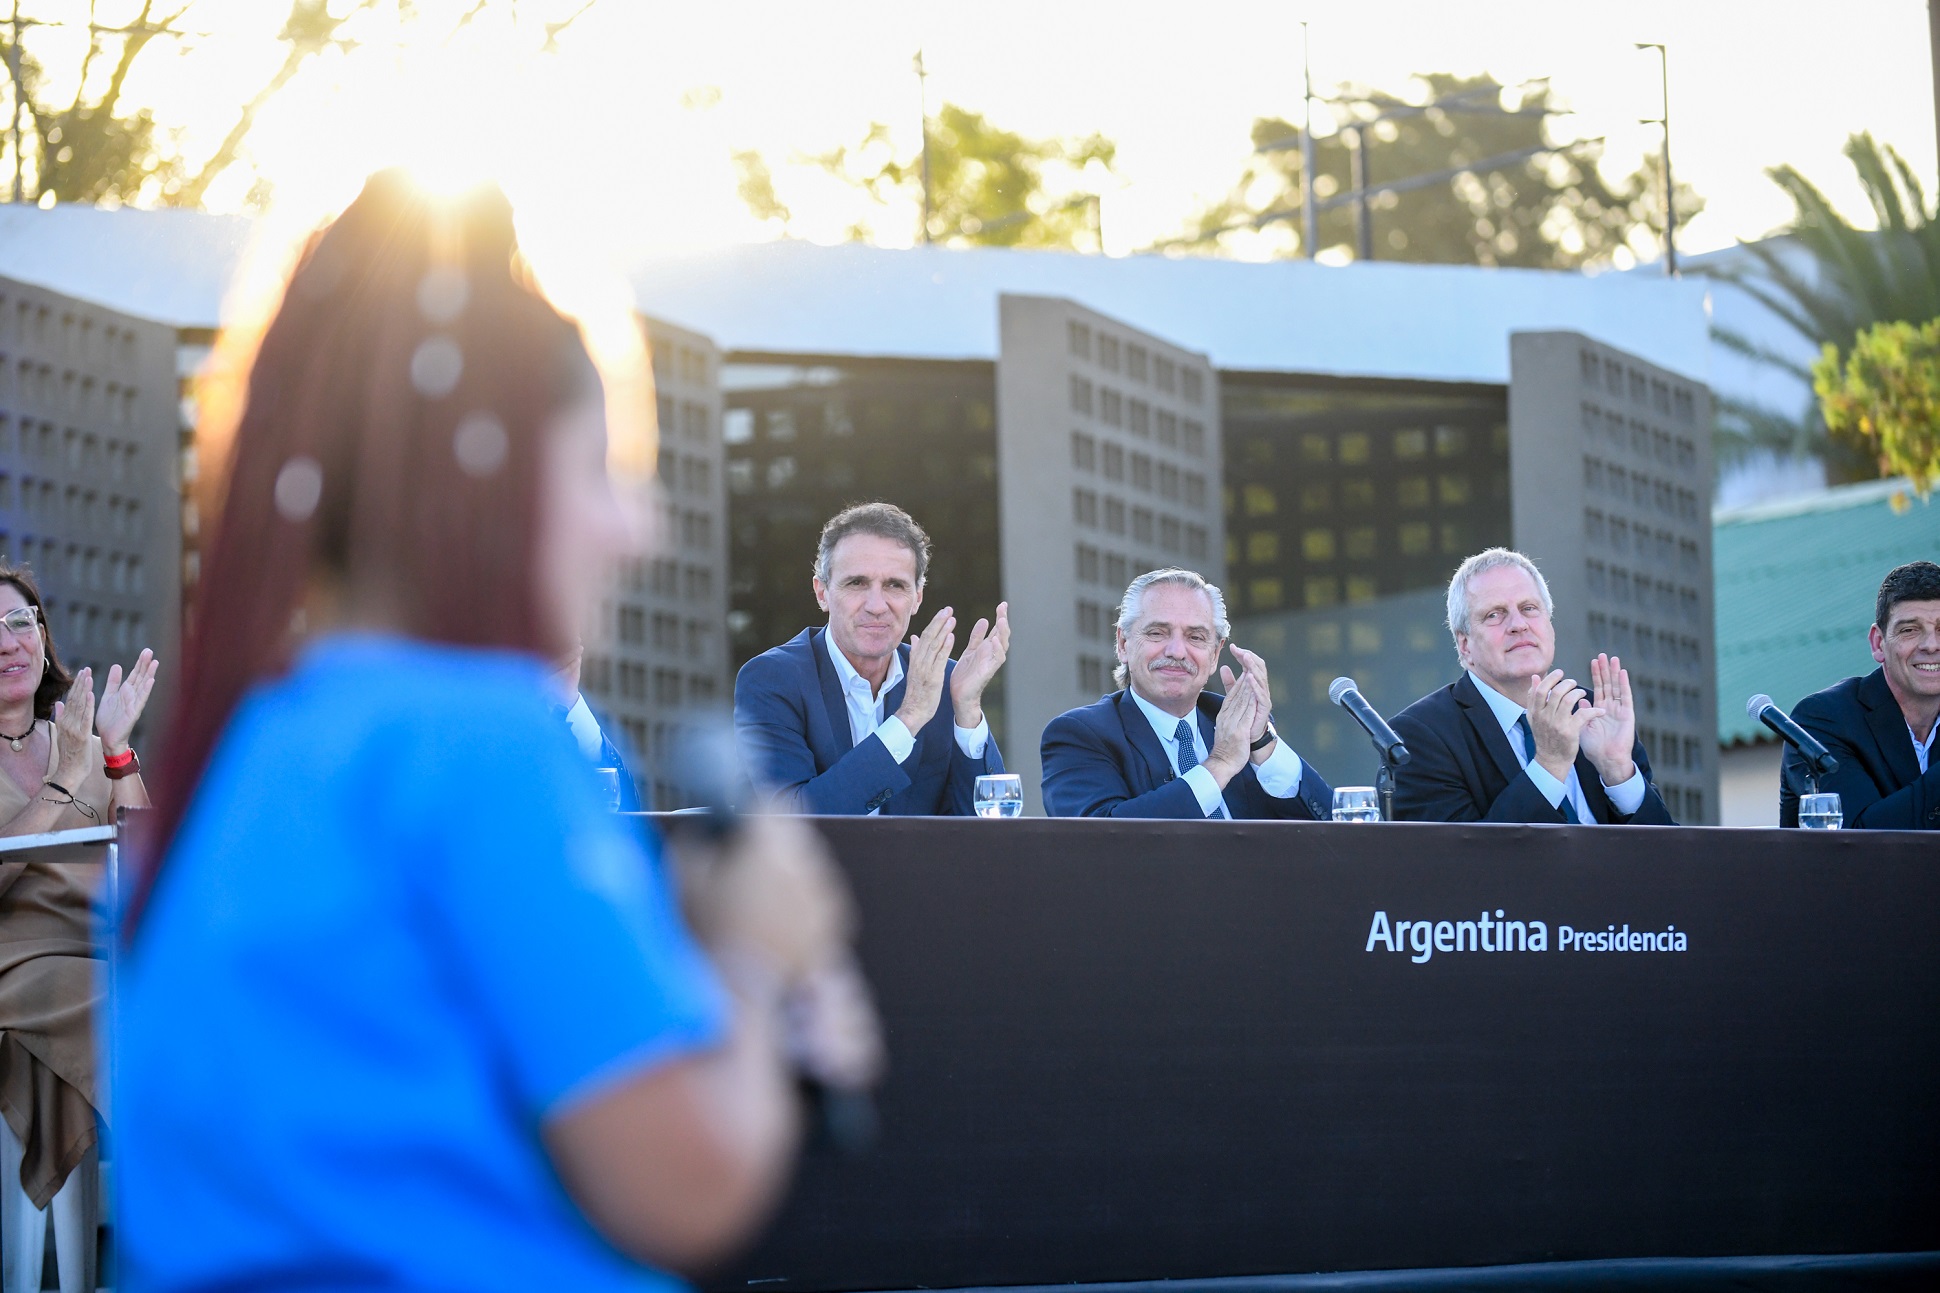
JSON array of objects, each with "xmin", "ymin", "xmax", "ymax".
[{"xmin": 140, "ymin": 170, "xmax": 637, "ymax": 921}]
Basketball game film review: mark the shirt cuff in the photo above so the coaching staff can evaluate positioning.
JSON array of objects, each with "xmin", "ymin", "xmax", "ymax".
[
  {"xmin": 953, "ymin": 717, "xmax": 990, "ymax": 760},
  {"xmin": 874, "ymin": 715, "xmax": 916, "ymax": 765},
  {"xmin": 1182, "ymin": 764, "xmax": 1225, "ymax": 817},
  {"xmin": 1251, "ymin": 739, "xmax": 1306, "ymax": 798},
  {"xmin": 1602, "ymin": 767, "xmax": 1647, "ymax": 817},
  {"xmin": 1524, "ymin": 759, "xmax": 1569, "ymax": 809}
]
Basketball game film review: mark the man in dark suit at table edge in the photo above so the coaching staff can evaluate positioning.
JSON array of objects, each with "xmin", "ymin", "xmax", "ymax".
[
  {"xmin": 733, "ymin": 501, "xmax": 1008, "ymax": 815},
  {"xmin": 1040, "ymin": 567, "xmax": 1332, "ymax": 819},
  {"xmin": 1390, "ymin": 547, "xmax": 1674, "ymax": 825},
  {"xmin": 1780, "ymin": 560, "xmax": 1940, "ymax": 828}
]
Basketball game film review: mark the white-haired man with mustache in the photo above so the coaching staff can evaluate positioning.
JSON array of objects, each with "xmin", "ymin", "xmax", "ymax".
[{"xmin": 1040, "ymin": 568, "xmax": 1331, "ymax": 819}]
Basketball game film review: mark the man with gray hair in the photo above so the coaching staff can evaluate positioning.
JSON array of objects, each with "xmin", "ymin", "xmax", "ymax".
[
  {"xmin": 734, "ymin": 501, "xmax": 1008, "ymax": 815},
  {"xmin": 1390, "ymin": 547, "xmax": 1672, "ymax": 824},
  {"xmin": 1039, "ymin": 567, "xmax": 1331, "ymax": 819}
]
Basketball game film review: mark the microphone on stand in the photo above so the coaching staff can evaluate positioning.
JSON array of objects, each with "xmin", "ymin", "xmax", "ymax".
[
  {"xmin": 1329, "ymin": 677, "xmax": 1410, "ymax": 765},
  {"xmin": 1746, "ymin": 694, "xmax": 1838, "ymax": 777}
]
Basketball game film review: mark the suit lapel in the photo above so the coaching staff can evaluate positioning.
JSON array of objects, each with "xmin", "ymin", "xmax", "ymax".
[
  {"xmin": 1455, "ymin": 673, "xmax": 1525, "ymax": 787},
  {"xmin": 1860, "ymin": 668, "xmax": 1922, "ymax": 787},
  {"xmin": 809, "ymin": 629, "xmax": 855, "ymax": 755},
  {"xmin": 1114, "ymin": 692, "xmax": 1178, "ymax": 792},
  {"xmin": 883, "ymin": 645, "xmax": 911, "ymax": 725}
]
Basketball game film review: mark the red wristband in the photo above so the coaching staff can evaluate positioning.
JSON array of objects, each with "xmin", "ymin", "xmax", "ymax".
[{"xmin": 104, "ymin": 748, "xmax": 135, "ymax": 769}]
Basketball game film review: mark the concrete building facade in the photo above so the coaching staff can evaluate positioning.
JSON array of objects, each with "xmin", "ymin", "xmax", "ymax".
[
  {"xmin": 0, "ymin": 275, "xmax": 181, "ymax": 751},
  {"xmin": 1509, "ymin": 333, "xmax": 1718, "ymax": 823},
  {"xmin": 996, "ymin": 294, "xmax": 1222, "ymax": 810},
  {"xmin": 578, "ymin": 317, "xmax": 730, "ymax": 809}
]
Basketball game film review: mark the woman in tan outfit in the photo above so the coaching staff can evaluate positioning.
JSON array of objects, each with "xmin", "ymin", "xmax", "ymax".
[{"xmin": 0, "ymin": 564, "xmax": 156, "ymax": 1221}]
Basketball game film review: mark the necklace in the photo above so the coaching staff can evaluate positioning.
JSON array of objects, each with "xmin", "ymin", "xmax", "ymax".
[{"xmin": 0, "ymin": 722, "xmax": 31, "ymax": 752}]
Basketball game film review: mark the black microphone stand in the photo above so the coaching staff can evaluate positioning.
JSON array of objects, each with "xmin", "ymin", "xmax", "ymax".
[{"xmin": 1376, "ymin": 747, "xmax": 1398, "ymax": 823}]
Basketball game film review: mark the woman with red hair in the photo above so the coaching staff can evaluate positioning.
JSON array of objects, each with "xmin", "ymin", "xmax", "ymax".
[{"xmin": 112, "ymin": 172, "xmax": 869, "ymax": 1292}]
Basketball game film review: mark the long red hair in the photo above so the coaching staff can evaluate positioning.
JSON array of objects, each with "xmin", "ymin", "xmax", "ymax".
[{"xmin": 130, "ymin": 171, "xmax": 595, "ymax": 936}]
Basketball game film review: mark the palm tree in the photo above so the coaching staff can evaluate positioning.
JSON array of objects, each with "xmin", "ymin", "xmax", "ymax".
[{"xmin": 1703, "ymin": 133, "xmax": 1940, "ymax": 479}]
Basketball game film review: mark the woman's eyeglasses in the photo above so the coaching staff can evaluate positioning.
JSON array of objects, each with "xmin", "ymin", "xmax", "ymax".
[{"xmin": 0, "ymin": 607, "xmax": 38, "ymax": 638}]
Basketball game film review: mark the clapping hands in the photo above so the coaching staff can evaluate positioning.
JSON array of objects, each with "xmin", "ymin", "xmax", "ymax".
[{"xmin": 894, "ymin": 603, "xmax": 1010, "ymax": 734}]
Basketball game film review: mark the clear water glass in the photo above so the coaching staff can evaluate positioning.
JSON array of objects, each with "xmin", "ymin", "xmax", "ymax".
[
  {"xmin": 1798, "ymin": 791, "xmax": 1843, "ymax": 830},
  {"xmin": 1333, "ymin": 786, "xmax": 1380, "ymax": 823},
  {"xmin": 593, "ymin": 767, "xmax": 625, "ymax": 813},
  {"xmin": 974, "ymin": 774, "xmax": 1024, "ymax": 819}
]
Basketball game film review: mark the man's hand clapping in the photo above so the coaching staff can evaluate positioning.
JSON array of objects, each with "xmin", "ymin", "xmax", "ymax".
[
  {"xmin": 1204, "ymin": 671, "xmax": 1261, "ymax": 786},
  {"xmin": 892, "ymin": 607, "xmax": 956, "ymax": 735},
  {"xmin": 1577, "ymin": 653, "xmax": 1638, "ymax": 785},
  {"xmin": 1524, "ymin": 668, "xmax": 1602, "ymax": 783},
  {"xmin": 947, "ymin": 602, "xmax": 1009, "ymax": 729}
]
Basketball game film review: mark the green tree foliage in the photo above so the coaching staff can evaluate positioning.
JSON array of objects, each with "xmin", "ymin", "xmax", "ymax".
[
  {"xmin": 1706, "ymin": 133, "xmax": 1940, "ymax": 479},
  {"xmin": 1813, "ymin": 317, "xmax": 1940, "ymax": 492},
  {"xmin": 735, "ymin": 104, "xmax": 1115, "ymax": 249},
  {"xmin": 0, "ymin": 0, "xmax": 383, "ymax": 208},
  {"xmin": 1177, "ymin": 74, "xmax": 1698, "ymax": 269}
]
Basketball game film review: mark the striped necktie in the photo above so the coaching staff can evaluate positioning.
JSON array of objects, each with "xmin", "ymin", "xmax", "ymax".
[{"xmin": 1516, "ymin": 714, "xmax": 1581, "ymax": 823}]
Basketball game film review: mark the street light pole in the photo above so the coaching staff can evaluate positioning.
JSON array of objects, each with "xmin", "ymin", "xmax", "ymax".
[
  {"xmin": 914, "ymin": 48, "xmax": 933, "ymax": 246},
  {"xmin": 1636, "ymin": 41, "xmax": 1676, "ymax": 276},
  {"xmin": 8, "ymin": 1, "xmax": 21, "ymax": 205},
  {"xmin": 1300, "ymin": 21, "xmax": 1318, "ymax": 259}
]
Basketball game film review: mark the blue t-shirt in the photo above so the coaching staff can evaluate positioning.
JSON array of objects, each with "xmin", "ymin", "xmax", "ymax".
[{"xmin": 113, "ymin": 635, "xmax": 727, "ymax": 1292}]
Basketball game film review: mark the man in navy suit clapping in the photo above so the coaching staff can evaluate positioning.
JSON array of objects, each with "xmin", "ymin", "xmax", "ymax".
[
  {"xmin": 734, "ymin": 502, "xmax": 1008, "ymax": 815},
  {"xmin": 1040, "ymin": 568, "xmax": 1331, "ymax": 819}
]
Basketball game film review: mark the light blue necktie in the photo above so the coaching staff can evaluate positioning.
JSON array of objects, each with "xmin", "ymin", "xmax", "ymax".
[
  {"xmin": 1516, "ymin": 714, "xmax": 1581, "ymax": 823},
  {"xmin": 1174, "ymin": 718, "xmax": 1198, "ymax": 774}
]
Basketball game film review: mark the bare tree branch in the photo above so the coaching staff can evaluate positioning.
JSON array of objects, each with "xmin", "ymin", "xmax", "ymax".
[
  {"xmin": 171, "ymin": 0, "xmax": 375, "ymax": 208},
  {"xmin": 68, "ymin": 0, "xmax": 102, "ymax": 118}
]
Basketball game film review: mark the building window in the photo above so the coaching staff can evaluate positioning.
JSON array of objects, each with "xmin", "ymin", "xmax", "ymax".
[
  {"xmin": 1070, "ymin": 375, "xmax": 1093, "ymax": 416},
  {"xmin": 1247, "ymin": 532, "xmax": 1280, "ymax": 564},
  {"xmin": 1068, "ymin": 321, "xmax": 1091, "ymax": 359},
  {"xmin": 1126, "ymin": 345, "xmax": 1148, "ymax": 381},
  {"xmin": 1154, "ymin": 356, "xmax": 1176, "ymax": 392},
  {"xmin": 1132, "ymin": 508, "xmax": 1154, "ymax": 542},
  {"xmin": 1159, "ymin": 517, "xmax": 1181, "ymax": 551},
  {"xmin": 1182, "ymin": 420, "xmax": 1205, "ymax": 456},
  {"xmin": 1100, "ymin": 388, "xmax": 1123, "ymax": 427},
  {"xmin": 1180, "ymin": 368, "xmax": 1204, "ymax": 405},
  {"xmin": 1129, "ymin": 400, "xmax": 1150, "ymax": 438},
  {"xmin": 1104, "ymin": 497, "xmax": 1125, "ymax": 533},
  {"xmin": 1131, "ymin": 454, "xmax": 1153, "ymax": 491},
  {"xmin": 1398, "ymin": 522, "xmax": 1431, "ymax": 556},
  {"xmin": 1098, "ymin": 335, "xmax": 1120, "ymax": 371},
  {"xmin": 1076, "ymin": 544, "xmax": 1101, "ymax": 583},
  {"xmin": 1079, "ymin": 656, "xmax": 1106, "ymax": 694},
  {"xmin": 1072, "ymin": 431, "xmax": 1096, "ymax": 471},
  {"xmin": 1183, "ymin": 473, "xmax": 1206, "ymax": 508},
  {"xmin": 1251, "ymin": 577, "xmax": 1285, "ymax": 610},
  {"xmin": 1156, "ymin": 409, "xmax": 1177, "ymax": 445},
  {"xmin": 1186, "ymin": 526, "xmax": 1208, "ymax": 559},
  {"xmin": 1073, "ymin": 488, "xmax": 1099, "ymax": 527},
  {"xmin": 1158, "ymin": 464, "xmax": 1180, "ymax": 500}
]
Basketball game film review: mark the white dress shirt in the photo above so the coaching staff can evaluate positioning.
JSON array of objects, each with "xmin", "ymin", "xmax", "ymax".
[
  {"xmin": 562, "ymin": 694, "xmax": 605, "ymax": 761},
  {"xmin": 1126, "ymin": 686, "xmax": 1306, "ymax": 819},
  {"xmin": 825, "ymin": 632, "xmax": 989, "ymax": 815},
  {"xmin": 1911, "ymin": 721, "xmax": 1938, "ymax": 774},
  {"xmin": 1468, "ymin": 671, "xmax": 1646, "ymax": 822}
]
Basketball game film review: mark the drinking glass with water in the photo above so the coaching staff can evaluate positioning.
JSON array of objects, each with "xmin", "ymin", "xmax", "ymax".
[
  {"xmin": 593, "ymin": 767, "xmax": 625, "ymax": 813},
  {"xmin": 1332, "ymin": 786, "xmax": 1380, "ymax": 823},
  {"xmin": 974, "ymin": 774, "xmax": 1024, "ymax": 819},
  {"xmin": 1798, "ymin": 791, "xmax": 1843, "ymax": 830}
]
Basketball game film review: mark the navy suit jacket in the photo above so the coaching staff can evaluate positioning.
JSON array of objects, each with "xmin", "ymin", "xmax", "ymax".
[
  {"xmin": 1391, "ymin": 672, "xmax": 1675, "ymax": 825},
  {"xmin": 733, "ymin": 627, "xmax": 1002, "ymax": 815},
  {"xmin": 1040, "ymin": 689, "xmax": 1332, "ymax": 820},
  {"xmin": 1781, "ymin": 667, "xmax": 1940, "ymax": 829}
]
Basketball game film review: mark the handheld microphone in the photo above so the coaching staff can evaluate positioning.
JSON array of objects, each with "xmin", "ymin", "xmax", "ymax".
[
  {"xmin": 1746, "ymin": 694, "xmax": 1839, "ymax": 776},
  {"xmin": 1329, "ymin": 677, "xmax": 1410, "ymax": 764},
  {"xmin": 661, "ymin": 721, "xmax": 880, "ymax": 1155}
]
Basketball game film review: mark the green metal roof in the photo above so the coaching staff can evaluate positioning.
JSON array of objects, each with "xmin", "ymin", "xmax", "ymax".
[{"xmin": 1715, "ymin": 478, "xmax": 1940, "ymax": 746}]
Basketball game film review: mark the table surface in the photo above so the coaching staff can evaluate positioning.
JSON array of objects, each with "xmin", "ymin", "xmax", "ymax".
[{"xmin": 699, "ymin": 817, "xmax": 1940, "ymax": 1293}]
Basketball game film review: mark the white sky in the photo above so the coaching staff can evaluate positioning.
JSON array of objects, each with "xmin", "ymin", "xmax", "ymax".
[{"xmin": 40, "ymin": 0, "xmax": 1940, "ymax": 267}]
